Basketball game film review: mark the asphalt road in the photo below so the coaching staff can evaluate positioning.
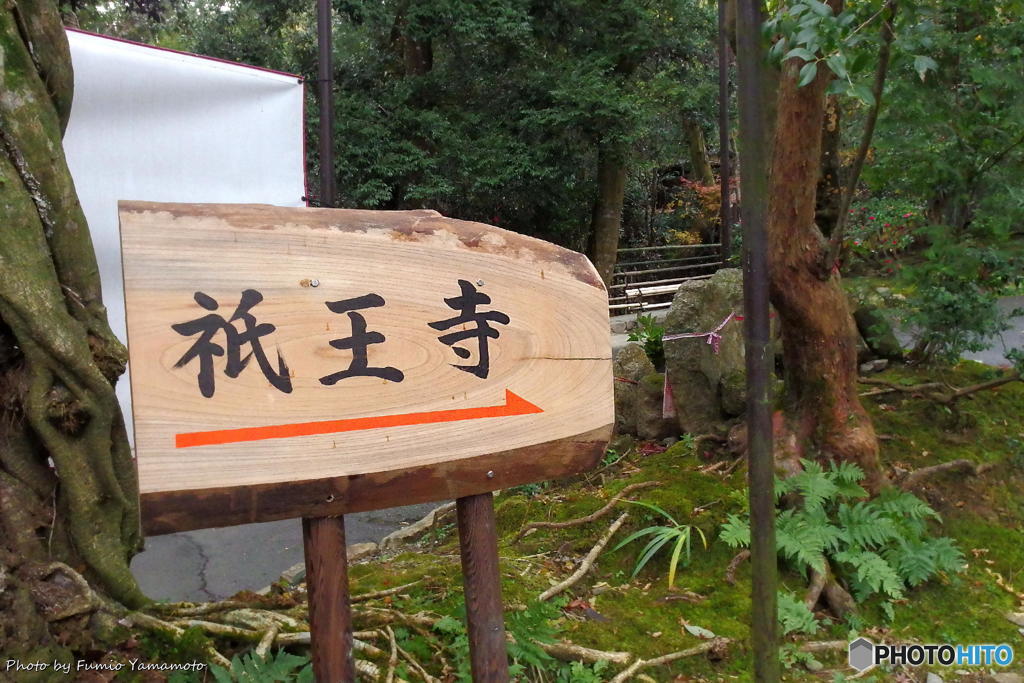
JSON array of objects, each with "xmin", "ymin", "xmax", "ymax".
[{"xmin": 131, "ymin": 503, "xmax": 438, "ymax": 602}]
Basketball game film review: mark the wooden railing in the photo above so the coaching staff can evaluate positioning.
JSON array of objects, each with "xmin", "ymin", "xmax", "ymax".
[{"xmin": 608, "ymin": 244, "xmax": 724, "ymax": 314}]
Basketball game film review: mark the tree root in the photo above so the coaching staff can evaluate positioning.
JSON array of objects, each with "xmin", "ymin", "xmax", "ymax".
[
  {"xmin": 254, "ymin": 625, "xmax": 278, "ymax": 660},
  {"xmin": 724, "ymin": 550, "xmax": 750, "ymax": 585},
  {"xmin": 539, "ymin": 512, "xmax": 629, "ymax": 601},
  {"xmin": 900, "ymin": 459, "xmax": 994, "ymax": 491},
  {"xmin": 515, "ymin": 482, "xmax": 658, "ymax": 541},
  {"xmin": 804, "ymin": 561, "xmax": 856, "ymax": 619},
  {"xmin": 608, "ymin": 638, "xmax": 731, "ymax": 683},
  {"xmin": 125, "ymin": 612, "xmax": 231, "ymax": 668}
]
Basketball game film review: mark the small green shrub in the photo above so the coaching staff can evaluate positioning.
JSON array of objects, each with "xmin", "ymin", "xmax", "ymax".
[
  {"xmin": 842, "ymin": 198, "xmax": 923, "ymax": 273},
  {"xmin": 614, "ymin": 501, "xmax": 708, "ymax": 588},
  {"xmin": 627, "ymin": 314, "xmax": 665, "ymax": 369}
]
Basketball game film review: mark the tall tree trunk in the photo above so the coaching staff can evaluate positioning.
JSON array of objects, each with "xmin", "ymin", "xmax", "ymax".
[
  {"xmin": 815, "ymin": 95, "xmax": 842, "ymax": 237},
  {"xmin": 1, "ymin": 0, "xmax": 146, "ymax": 658},
  {"xmin": 587, "ymin": 142, "xmax": 627, "ymax": 287},
  {"xmin": 766, "ymin": 56, "xmax": 885, "ymax": 492},
  {"xmin": 684, "ymin": 116, "xmax": 715, "ymax": 186}
]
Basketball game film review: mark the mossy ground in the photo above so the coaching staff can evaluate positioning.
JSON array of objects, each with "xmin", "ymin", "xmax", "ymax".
[{"xmin": 343, "ymin": 362, "xmax": 1024, "ymax": 680}]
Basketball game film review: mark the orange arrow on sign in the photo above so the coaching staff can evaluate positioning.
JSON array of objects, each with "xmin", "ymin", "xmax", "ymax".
[{"xmin": 175, "ymin": 389, "xmax": 544, "ymax": 448}]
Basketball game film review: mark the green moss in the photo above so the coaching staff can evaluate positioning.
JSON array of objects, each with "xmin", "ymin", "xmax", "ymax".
[{"xmin": 333, "ymin": 362, "xmax": 1024, "ymax": 679}]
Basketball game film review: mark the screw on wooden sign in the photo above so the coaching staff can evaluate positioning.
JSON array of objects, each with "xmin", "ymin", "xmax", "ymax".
[{"xmin": 118, "ymin": 202, "xmax": 613, "ymax": 533}]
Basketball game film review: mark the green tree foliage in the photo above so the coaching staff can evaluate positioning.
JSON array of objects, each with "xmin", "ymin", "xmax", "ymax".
[
  {"xmin": 865, "ymin": 0, "xmax": 1024, "ymax": 236},
  {"xmin": 74, "ymin": 0, "xmax": 717, "ymax": 249}
]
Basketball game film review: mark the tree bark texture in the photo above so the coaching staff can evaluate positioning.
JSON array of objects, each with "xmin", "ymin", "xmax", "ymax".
[
  {"xmin": 815, "ymin": 95, "xmax": 842, "ymax": 238},
  {"xmin": 587, "ymin": 142, "xmax": 627, "ymax": 287},
  {"xmin": 684, "ymin": 116, "xmax": 715, "ymax": 186},
  {"xmin": 0, "ymin": 2, "xmax": 146, "ymax": 659},
  {"xmin": 766, "ymin": 53, "xmax": 885, "ymax": 493}
]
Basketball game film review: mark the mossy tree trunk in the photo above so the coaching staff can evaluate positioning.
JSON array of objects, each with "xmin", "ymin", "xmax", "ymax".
[
  {"xmin": 766, "ymin": 13, "xmax": 886, "ymax": 494},
  {"xmin": 684, "ymin": 115, "xmax": 715, "ymax": 186},
  {"xmin": 587, "ymin": 141, "xmax": 627, "ymax": 287},
  {"xmin": 1, "ymin": 0, "xmax": 146, "ymax": 658}
]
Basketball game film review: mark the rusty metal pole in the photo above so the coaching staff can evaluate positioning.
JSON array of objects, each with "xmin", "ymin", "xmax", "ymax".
[
  {"xmin": 735, "ymin": 0, "xmax": 780, "ymax": 680},
  {"xmin": 718, "ymin": 0, "xmax": 732, "ymax": 262},
  {"xmin": 317, "ymin": 0, "xmax": 336, "ymax": 208}
]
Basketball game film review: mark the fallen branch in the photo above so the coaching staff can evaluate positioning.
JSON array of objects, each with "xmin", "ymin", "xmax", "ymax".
[
  {"xmin": 539, "ymin": 512, "xmax": 629, "ymax": 601},
  {"xmin": 608, "ymin": 638, "xmax": 730, "ymax": 683},
  {"xmin": 352, "ymin": 579, "xmax": 424, "ymax": 604},
  {"xmin": 859, "ymin": 372, "xmax": 1020, "ymax": 403},
  {"xmin": 537, "ymin": 641, "xmax": 632, "ymax": 666},
  {"xmin": 800, "ymin": 640, "xmax": 848, "ymax": 653},
  {"xmin": 901, "ymin": 459, "xmax": 993, "ymax": 491},
  {"xmin": 396, "ymin": 641, "xmax": 439, "ymax": 682},
  {"xmin": 516, "ymin": 483, "xmax": 658, "ymax": 541},
  {"xmin": 724, "ymin": 550, "xmax": 750, "ymax": 585},
  {"xmin": 859, "ymin": 382, "xmax": 944, "ymax": 398}
]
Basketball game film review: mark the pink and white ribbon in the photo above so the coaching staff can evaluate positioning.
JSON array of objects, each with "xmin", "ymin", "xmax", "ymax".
[{"xmin": 662, "ymin": 311, "xmax": 736, "ymax": 354}]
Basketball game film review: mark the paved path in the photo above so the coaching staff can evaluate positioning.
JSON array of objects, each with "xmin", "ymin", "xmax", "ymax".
[
  {"xmin": 131, "ymin": 504, "xmax": 437, "ymax": 601},
  {"xmin": 960, "ymin": 295, "xmax": 1023, "ymax": 366}
]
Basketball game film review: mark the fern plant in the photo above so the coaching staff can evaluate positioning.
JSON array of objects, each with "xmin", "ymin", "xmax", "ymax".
[
  {"xmin": 720, "ymin": 460, "xmax": 964, "ymax": 623},
  {"xmin": 614, "ymin": 501, "xmax": 708, "ymax": 588},
  {"xmin": 209, "ymin": 649, "xmax": 312, "ymax": 682}
]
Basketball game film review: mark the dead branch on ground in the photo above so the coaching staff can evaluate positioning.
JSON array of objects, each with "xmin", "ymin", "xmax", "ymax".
[
  {"xmin": 515, "ymin": 482, "xmax": 658, "ymax": 541},
  {"xmin": 608, "ymin": 638, "xmax": 731, "ymax": 683},
  {"xmin": 539, "ymin": 512, "xmax": 629, "ymax": 601},
  {"xmin": 859, "ymin": 372, "xmax": 1020, "ymax": 403},
  {"xmin": 900, "ymin": 458, "xmax": 995, "ymax": 491}
]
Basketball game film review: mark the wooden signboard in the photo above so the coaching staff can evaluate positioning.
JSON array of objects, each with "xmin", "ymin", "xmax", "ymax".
[{"xmin": 119, "ymin": 202, "xmax": 614, "ymax": 534}]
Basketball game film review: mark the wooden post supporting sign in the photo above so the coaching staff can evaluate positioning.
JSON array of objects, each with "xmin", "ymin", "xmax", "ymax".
[
  {"xmin": 302, "ymin": 516, "xmax": 355, "ymax": 680},
  {"xmin": 119, "ymin": 202, "xmax": 613, "ymax": 681},
  {"xmin": 457, "ymin": 492, "xmax": 510, "ymax": 681}
]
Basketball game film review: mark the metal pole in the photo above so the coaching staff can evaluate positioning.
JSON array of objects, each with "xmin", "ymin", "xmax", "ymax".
[
  {"xmin": 317, "ymin": 0, "xmax": 336, "ymax": 208},
  {"xmin": 735, "ymin": 0, "xmax": 779, "ymax": 680},
  {"xmin": 718, "ymin": 0, "xmax": 732, "ymax": 262}
]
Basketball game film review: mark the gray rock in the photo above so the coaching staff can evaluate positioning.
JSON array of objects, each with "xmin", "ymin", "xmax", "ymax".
[
  {"xmin": 663, "ymin": 269, "xmax": 748, "ymax": 434},
  {"xmin": 986, "ymin": 675, "xmax": 1023, "ymax": 683},
  {"xmin": 347, "ymin": 542, "xmax": 378, "ymax": 562},
  {"xmin": 859, "ymin": 358, "xmax": 889, "ymax": 374},
  {"xmin": 379, "ymin": 502, "xmax": 456, "ymax": 550},
  {"xmin": 1005, "ymin": 612, "xmax": 1024, "ymax": 627},
  {"xmin": 925, "ymin": 673, "xmax": 944, "ymax": 683},
  {"xmin": 636, "ymin": 372, "xmax": 675, "ymax": 440},
  {"xmin": 612, "ymin": 343, "xmax": 655, "ymax": 435},
  {"xmin": 280, "ymin": 562, "xmax": 306, "ymax": 586}
]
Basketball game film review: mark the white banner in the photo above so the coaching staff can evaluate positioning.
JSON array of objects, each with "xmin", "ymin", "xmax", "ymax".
[{"xmin": 64, "ymin": 29, "xmax": 306, "ymax": 441}]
